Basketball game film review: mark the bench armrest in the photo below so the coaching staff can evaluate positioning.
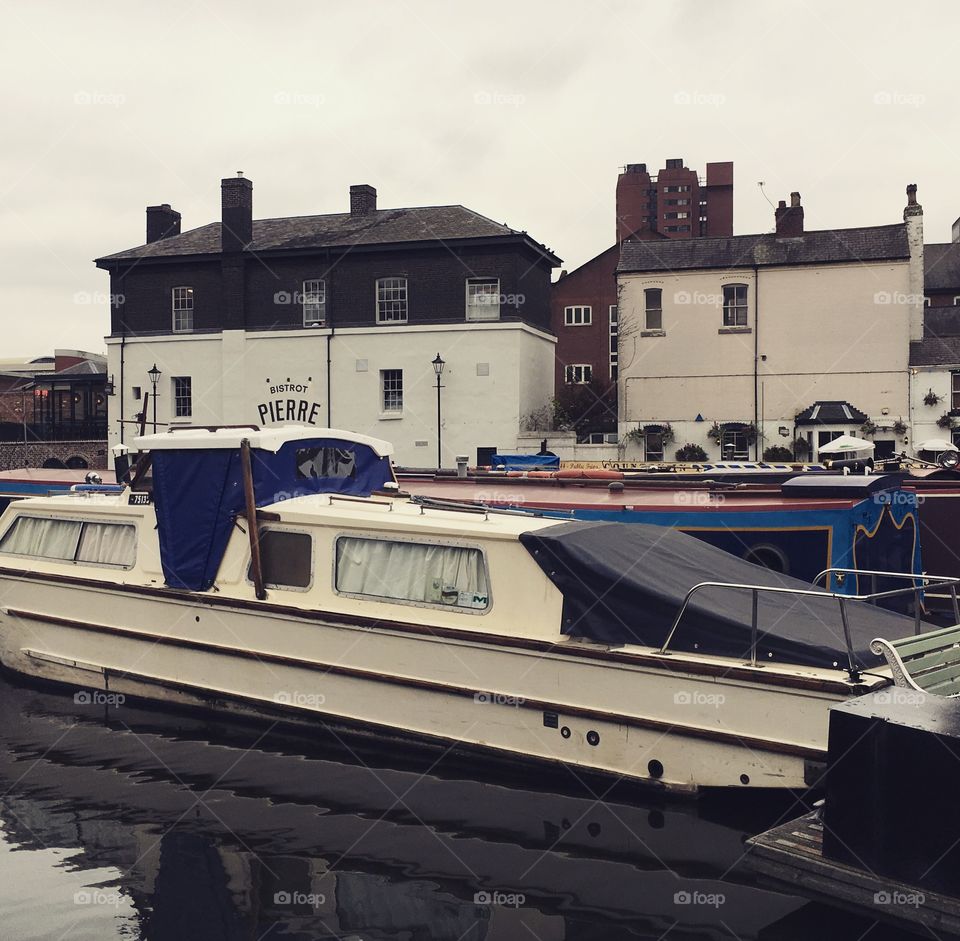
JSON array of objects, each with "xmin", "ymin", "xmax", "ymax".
[{"xmin": 870, "ymin": 637, "xmax": 925, "ymax": 692}]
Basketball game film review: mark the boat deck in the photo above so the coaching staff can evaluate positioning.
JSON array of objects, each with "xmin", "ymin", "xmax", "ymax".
[{"xmin": 747, "ymin": 811, "xmax": 960, "ymax": 937}]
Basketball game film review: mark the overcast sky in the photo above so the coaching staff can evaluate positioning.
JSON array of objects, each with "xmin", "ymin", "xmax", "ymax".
[{"xmin": 1, "ymin": 0, "xmax": 957, "ymax": 357}]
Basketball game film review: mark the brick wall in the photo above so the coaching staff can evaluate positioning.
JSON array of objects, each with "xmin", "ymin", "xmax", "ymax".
[
  {"xmin": 109, "ymin": 242, "xmax": 553, "ymax": 336},
  {"xmin": 0, "ymin": 439, "xmax": 107, "ymax": 472}
]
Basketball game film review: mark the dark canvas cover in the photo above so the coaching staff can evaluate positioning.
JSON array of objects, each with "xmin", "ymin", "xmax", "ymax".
[
  {"xmin": 519, "ymin": 521, "xmax": 917, "ymax": 670},
  {"xmin": 152, "ymin": 437, "xmax": 394, "ymax": 591}
]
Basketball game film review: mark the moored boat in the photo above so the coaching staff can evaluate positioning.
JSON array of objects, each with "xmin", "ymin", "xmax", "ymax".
[{"xmin": 0, "ymin": 425, "xmax": 951, "ymax": 794}]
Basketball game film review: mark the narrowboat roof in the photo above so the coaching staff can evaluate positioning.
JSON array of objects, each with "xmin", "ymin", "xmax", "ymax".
[{"xmin": 132, "ymin": 425, "xmax": 393, "ymax": 456}]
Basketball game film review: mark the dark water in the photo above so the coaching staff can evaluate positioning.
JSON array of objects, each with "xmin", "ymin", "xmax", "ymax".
[{"xmin": 0, "ymin": 673, "xmax": 924, "ymax": 941}]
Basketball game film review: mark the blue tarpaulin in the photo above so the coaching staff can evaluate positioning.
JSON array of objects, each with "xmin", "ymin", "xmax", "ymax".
[
  {"xmin": 491, "ymin": 453, "xmax": 560, "ymax": 471},
  {"xmin": 151, "ymin": 437, "xmax": 394, "ymax": 591}
]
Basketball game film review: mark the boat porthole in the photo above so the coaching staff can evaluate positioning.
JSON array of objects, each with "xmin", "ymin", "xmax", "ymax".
[
  {"xmin": 560, "ymin": 726, "xmax": 571, "ymax": 739},
  {"xmin": 648, "ymin": 759, "xmax": 664, "ymax": 779},
  {"xmin": 195, "ymin": 615, "xmax": 200, "ymax": 622},
  {"xmin": 561, "ymin": 818, "xmax": 571, "ymax": 830},
  {"xmin": 740, "ymin": 773, "xmax": 750, "ymax": 786},
  {"xmin": 586, "ymin": 730, "xmax": 600, "ymax": 747},
  {"xmin": 648, "ymin": 810, "xmax": 665, "ymax": 829},
  {"xmin": 587, "ymin": 822, "xmax": 601, "ymax": 837}
]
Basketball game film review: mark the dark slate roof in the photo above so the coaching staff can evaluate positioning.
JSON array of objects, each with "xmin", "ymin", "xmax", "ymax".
[
  {"xmin": 97, "ymin": 205, "xmax": 560, "ymax": 264},
  {"xmin": 795, "ymin": 400, "xmax": 869, "ymax": 425},
  {"xmin": 617, "ymin": 224, "xmax": 909, "ymax": 273},
  {"xmin": 925, "ymin": 243, "xmax": 960, "ymax": 292},
  {"xmin": 910, "ymin": 336, "xmax": 960, "ymax": 367}
]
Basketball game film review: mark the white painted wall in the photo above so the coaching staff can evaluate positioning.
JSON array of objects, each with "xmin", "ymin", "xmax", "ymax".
[
  {"xmin": 910, "ymin": 364, "xmax": 959, "ymax": 451},
  {"xmin": 617, "ymin": 259, "xmax": 914, "ymax": 460},
  {"xmin": 106, "ymin": 322, "xmax": 556, "ymax": 467}
]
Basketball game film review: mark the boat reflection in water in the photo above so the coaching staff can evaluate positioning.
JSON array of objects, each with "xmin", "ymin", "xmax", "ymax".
[{"xmin": 0, "ymin": 674, "xmax": 923, "ymax": 941}]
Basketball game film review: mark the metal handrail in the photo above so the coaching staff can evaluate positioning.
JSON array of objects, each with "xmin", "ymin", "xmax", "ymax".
[
  {"xmin": 657, "ymin": 576, "xmax": 960, "ymax": 681},
  {"xmin": 813, "ymin": 568, "xmax": 960, "ymax": 629}
]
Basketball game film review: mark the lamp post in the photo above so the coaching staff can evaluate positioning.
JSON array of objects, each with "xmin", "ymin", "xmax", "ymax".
[
  {"xmin": 147, "ymin": 363, "xmax": 161, "ymax": 433},
  {"xmin": 432, "ymin": 353, "xmax": 445, "ymax": 469}
]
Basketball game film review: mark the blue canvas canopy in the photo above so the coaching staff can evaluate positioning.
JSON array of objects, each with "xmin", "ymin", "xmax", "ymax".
[
  {"xmin": 491, "ymin": 453, "xmax": 560, "ymax": 471},
  {"xmin": 140, "ymin": 428, "xmax": 394, "ymax": 591}
]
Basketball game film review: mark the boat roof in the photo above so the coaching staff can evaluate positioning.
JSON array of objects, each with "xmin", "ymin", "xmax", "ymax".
[
  {"xmin": 132, "ymin": 425, "xmax": 393, "ymax": 456},
  {"xmin": 398, "ymin": 476, "xmax": 891, "ymax": 511}
]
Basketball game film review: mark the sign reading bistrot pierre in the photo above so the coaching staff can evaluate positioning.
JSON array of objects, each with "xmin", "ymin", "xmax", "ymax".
[{"xmin": 257, "ymin": 377, "xmax": 322, "ymax": 426}]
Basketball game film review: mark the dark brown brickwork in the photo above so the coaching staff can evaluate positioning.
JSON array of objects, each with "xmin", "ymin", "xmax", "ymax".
[{"xmin": 108, "ymin": 240, "xmax": 553, "ymax": 335}]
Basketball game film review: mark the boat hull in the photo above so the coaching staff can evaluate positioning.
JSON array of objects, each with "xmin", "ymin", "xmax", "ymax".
[{"xmin": 0, "ymin": 570, "xmax": 880, "ymax": 793}]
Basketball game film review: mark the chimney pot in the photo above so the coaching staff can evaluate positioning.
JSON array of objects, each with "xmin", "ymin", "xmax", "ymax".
[
  {"xmin": 790, "ymin": 191, "xmax": 801, "ymax": 207},
  {"xmin": 350, "ymin": 184, "xmax": 377, "ymax": 215},
  {"xmin": 146, "ymin": 204, "xmax": 181, "ymax": 243},
  {"xmin": 221, "ymin": 175, "xmax": 253, "ymax": 252}
]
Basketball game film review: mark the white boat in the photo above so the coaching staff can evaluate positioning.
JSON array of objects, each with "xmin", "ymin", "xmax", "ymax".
[{"xmin": 0, "ymin": 425, "xmax": 948, "ymax": 794}]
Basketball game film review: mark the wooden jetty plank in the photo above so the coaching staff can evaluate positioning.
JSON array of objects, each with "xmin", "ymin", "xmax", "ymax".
[{"xmin": 748, "ymin": 812, "xmax": 960, "ymax": 938}]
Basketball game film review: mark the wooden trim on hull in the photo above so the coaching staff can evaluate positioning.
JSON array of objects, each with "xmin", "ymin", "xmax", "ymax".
[
  {"xmin": 8, "ymin": 607, "xmax": 827, "ymax": 762},
  {"xmin": 0, "ymin": 565, "xmax": 880, "ymax": 695}
]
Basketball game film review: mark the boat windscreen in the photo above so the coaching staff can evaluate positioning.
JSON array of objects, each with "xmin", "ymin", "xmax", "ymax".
[{"xmin": 519, "ymin": 521, "xmax": 917, "ymax": 670}]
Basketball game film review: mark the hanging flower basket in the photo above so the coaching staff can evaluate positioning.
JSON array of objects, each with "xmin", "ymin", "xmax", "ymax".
[
  {"xmin": 937, "ymin": 413, "xmax": 955, "ymax": 430},
  {"xmin": 892, "ymin": 419, "xmax": 908, "ymax": 437},
  {"xmin": 925, "ymin": 389, "xmax": 944, "ymax": 407},
  {"xmin": 860, "ymin": 419, "xmax": 878, "ymax": 436}
]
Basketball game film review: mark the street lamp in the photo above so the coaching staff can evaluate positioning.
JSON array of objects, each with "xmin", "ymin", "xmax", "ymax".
[
  {"xmin": 147, "ymin": 363, "xmax": 161, "ymax": 433},
  {"xmin": 432, "ymin": 353, "xmax": 445, "ymax": 469}
]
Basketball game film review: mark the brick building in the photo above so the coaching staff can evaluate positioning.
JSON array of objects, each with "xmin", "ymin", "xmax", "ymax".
[
  {"xmin": 551, "ymin": 159, "xmax": 733, "ymax": 440},
  {"xmin": 97, "ymin": 176, "xmax": 560, "ymax": 466},
  {"xmin": 0, "ymin": 351, "xmax": 109, "ymax": 470}
]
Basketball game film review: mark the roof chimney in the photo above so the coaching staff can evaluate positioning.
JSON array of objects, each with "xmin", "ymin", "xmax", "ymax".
[
  {"xmin": 221, "ymin": 172, "xmax": 253, "ymax": 253},
  {"xmin": 775, "ymin": 191, "xmax": 804, "ymax": 236},
  {"xmin": 904, "ymin": 182, "xmax": 923, "ymax": 219},
  {"xmin": 145, "ymin": 204, "xmax": 181, "ymax": 243},
  {"xmin": 350, "ymin": 184, "xmax": 377, "ymax": 215}
]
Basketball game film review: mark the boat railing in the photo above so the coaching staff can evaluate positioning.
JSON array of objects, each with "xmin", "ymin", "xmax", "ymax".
[
  {"xmin": 813, "ymin": 567, "xmax": 960, "ymax": 627},
  {"xmin": 659, "ymin": 573, "xmax": 960, "ymax": 681},
  {"xmin": 408, "ymin": 494, "xmax": 543, "ymax": 519}
]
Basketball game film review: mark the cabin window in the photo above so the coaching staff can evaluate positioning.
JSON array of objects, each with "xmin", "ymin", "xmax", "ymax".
[
  {"xmin": 296, "ymin": 447, "xmax": 356, "ymax": 479},
  {"xmin": 252, "ymin": 529, "xmax": 312, "ymax": 589},
  {"xmin": 334, "ymin": 536, "xmax": 490, "ymax": 612},
  {"xmin": 0, "ymin": 516, "xmax": 136, "ymax": 568}
]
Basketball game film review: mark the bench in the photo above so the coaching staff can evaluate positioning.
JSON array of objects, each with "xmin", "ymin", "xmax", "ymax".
[{"xmin": 870, "ymin": 625, "xmax": 960, "ymax": 696}]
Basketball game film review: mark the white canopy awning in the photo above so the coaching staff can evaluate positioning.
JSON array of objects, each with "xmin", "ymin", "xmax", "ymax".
[
  {"xmin": 915, "ymin": 438, "xmax": 959, "ymax": 454},
  {"xmin": 817, "ymin": 434, "xmax": 875, "ymax": 455}
]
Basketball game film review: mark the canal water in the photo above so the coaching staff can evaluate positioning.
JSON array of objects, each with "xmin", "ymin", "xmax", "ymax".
[{"xmin": 0, "ymin": 673, "xmax": 924, "ymax": 940}]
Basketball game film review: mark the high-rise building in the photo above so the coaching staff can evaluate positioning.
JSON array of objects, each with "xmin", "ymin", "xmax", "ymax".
[{"xmin": 551, "ymin": 159, "xmax": 733, "ymax": 440}]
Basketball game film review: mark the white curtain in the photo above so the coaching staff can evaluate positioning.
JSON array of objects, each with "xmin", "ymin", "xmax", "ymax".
[
  {"xmin": 0, "ymin": 517, "xmax": 135, "ymax": 567},
  {"xmin": 0, "ymin": 517, "xmax": 81, "ymax": 560},
  {"xmin": 76, "ymin": 523, "xmax": 137, "ymax": 566},
  {"xmin": 336, "ymin": 537, "xmax": 488, "ymax": 608}
]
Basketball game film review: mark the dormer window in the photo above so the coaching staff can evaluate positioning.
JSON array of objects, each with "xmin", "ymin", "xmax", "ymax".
[{"xmin": 172, "ymin": 287, "xmax": 194, "ymax": 332}]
